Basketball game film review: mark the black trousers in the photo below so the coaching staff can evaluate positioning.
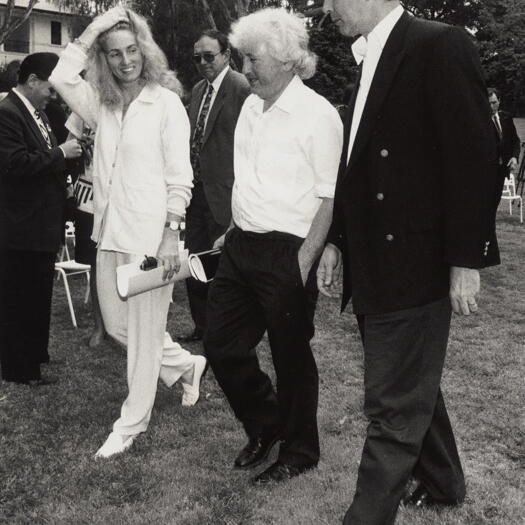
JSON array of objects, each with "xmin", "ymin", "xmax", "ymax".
[
  {"xmin": 204, "ymin": 228, "xmax": 320, "ymax": 467},
  {"xmin": 344, "ymin": 298, "xmax": 465, "ymax": 525},
  {"xmin": 0, "ymin": 250, "xmax": 55, "ymax": 382},
  {"xmin": 184, "ymin": 182, "xmax": 229, "ymax": 334}
]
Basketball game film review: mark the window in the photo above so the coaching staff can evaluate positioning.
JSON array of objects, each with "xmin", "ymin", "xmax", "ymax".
[
  {"xmin": 4, "ymin": 19, "xmax": 30, "ymax": 54},
  {"xmin": 51, "ymin": 21, "xmax": 62, "ymax": 46}
]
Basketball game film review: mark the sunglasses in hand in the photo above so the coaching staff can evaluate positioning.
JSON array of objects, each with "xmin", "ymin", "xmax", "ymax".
[{"xmin": 192, "ymin": 51, "xmax": 221, "ymax": 64}]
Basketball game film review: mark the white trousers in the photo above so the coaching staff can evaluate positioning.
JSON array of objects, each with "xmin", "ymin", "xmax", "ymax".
[{"xmin": 97, "ymin": 250, "xmax": 195, "ymax": 436}]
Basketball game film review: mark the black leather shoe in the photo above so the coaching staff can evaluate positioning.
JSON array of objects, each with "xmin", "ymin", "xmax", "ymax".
[
  {"xmin": 178, "ymin": 329, "xmax": 204, "ymax": 343},
  {"xmin": 234, "ymin": 432, "xmax": 281, "ymax": 469},
  {"xmin": 251, "ymin": 461, "xmax": 315, "ymax": 485},
  {"xmin": 402, "ymin": 483, "xmax": 461, "ymax": 508}
]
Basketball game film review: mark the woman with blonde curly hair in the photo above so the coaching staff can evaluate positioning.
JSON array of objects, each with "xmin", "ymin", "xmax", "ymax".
[{"xmin": 50, "ymin": 6, "xmax": 206, "ymax": 459}]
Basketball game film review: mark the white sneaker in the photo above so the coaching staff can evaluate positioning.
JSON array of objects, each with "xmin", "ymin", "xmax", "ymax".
[
  {"xmin": 95, "ymin": 432, "xmax": 135, "ymax": 458},
  {"xmin": 181, "ymin": 355, "xmax": 207, "ymax": 407}
]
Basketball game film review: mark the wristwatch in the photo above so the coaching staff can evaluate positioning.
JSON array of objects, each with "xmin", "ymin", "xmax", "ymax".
[{"xmin": 165, "ymin": 220, "xmax": 180, "ymax": 231}]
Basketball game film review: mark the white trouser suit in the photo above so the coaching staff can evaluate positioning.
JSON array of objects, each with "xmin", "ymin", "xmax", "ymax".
[{"xmin": 97, "ymin": 250, "xmax": 195, "ymax": 436}]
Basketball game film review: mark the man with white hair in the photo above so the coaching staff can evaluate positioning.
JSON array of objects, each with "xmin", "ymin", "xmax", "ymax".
[{"xmin": 204, "ymin": 8, "xmax": 343, "ymax": 484}]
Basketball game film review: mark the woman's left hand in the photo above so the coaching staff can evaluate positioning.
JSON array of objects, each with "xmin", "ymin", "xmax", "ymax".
[{"xmin": 157, "ymin": 231, "xmax": 180, "ymax": 281}]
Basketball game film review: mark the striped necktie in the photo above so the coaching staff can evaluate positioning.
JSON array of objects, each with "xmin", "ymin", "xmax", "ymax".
[
  {"xmin": 190, "ymin": 84, "xmax": 214, "ymax": 180},
  {"xmin": 34, "ymin": 110, "xmax": 52, "ymax": 149}
]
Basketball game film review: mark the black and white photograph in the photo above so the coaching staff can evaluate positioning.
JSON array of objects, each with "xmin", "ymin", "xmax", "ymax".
[{"xmin": 0, "ymin": 0, "xmax": 523, "ymax": 523}]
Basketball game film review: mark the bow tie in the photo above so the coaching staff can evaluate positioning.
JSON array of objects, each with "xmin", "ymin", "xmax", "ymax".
[{"xmin": 352, "ymin": 36, "xmax": 368, "ymax": 65}]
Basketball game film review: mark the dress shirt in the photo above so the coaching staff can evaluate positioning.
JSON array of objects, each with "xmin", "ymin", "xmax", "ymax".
[
  {"xmin": 50, "ymin": 43, "xmax": 193, "ymax": 255},
  {"xmin": 232, "ymin": 75, "xmax": 343, "ymax": 238},
  {"xmin": 493, "ymin": 112, "xmax": 503, "ymax": 138},
  {"xmin": 196, "ymin": 65, "xmax": 229, "ymax": 134},
  {"xmin": 347, "ymin": 4, "xmax": 404, "ymax": 163}
]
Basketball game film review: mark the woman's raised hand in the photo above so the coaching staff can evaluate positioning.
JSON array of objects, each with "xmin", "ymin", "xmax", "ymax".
[
  {"xmin": 91, "ymin": 6, "xmax": 129, "ymax": 34},
  {"xmin": 79, "ymin": 6, "xmax": 129, "ymax": 48}
]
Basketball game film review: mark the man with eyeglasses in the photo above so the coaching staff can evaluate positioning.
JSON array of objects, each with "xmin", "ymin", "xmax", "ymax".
[{"xmin": 179, "ymin": 29, "xmax": 249, "ymax": 344}]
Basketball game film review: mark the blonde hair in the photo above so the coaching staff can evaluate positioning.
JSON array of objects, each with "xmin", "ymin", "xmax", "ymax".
[
  {"xmin": 86, "ymin": 9, "xmax": 183, "ymax": 107},
  {"xmin": 229, "ymin": 8, "xmax": 317, "ymax": 80}
]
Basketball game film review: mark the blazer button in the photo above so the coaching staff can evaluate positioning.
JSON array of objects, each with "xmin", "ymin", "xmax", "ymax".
[
  {"xmin": 385, "ymin": 233, "xmax": 394, "ymax": 241},
  {"xmin": 380, "ymin": 149, "xmax": 389, "ymax": 158},
  {"xmin": 376, "ymin": 193, "xmax": 384, "ymax": 201}
]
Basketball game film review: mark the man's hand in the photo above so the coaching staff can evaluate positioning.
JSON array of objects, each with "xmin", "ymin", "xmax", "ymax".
[
  {"xmin": 60, "ymin": 139, "xmax": 82, "ymax": 159},
  {"xmin": 213, "ymin": 233, "xmax": 226, "ymax": 250},
  {"xmin": 507, "ymin": 157, "xmax": 518, "ymax": 174},
  {"xmin": 157, "ymin": 230, "xmax": 180, "ymax": 281},
  {"xmin": 449, "ymin": 266, "xmax": 480, "ymax": 315},
  {"xmin": 316, "ymin": 243, "xmax": 342, "ymax": 297}
]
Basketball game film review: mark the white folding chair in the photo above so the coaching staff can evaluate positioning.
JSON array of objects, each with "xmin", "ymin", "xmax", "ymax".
[
  {"xmin": 500, "ymin": 174, "xmax": 523, "ymax": 223},
  {"xmin": 58, "ymin": 221, "xmax": 75, "ymax": 262},
  {"xmin": 54, "ymin": 260, "xmax": 91, "ymax": 328}
]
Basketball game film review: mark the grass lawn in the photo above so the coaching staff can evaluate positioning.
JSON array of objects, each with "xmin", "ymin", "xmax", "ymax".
[{"xmin": 1, "ymin": 207, "xmax": 524, "ymax": 525}]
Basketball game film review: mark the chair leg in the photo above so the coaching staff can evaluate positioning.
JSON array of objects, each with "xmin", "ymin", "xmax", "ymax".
[
  {"xmin": 57, "ymin": 268, "xmax": 78, "ymax": 328},
  {"xmin": 84, "ymin": 271, "xmax": 91, "ymax": 304}
]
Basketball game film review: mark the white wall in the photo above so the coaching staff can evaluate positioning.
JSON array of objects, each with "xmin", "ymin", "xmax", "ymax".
[{"xmin": 0, "ymin": 9, "xmax": 76, "ymax": 68}]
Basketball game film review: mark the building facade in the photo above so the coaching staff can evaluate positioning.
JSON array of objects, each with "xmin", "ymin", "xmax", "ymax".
[{"xmin": 0, "ymin": 1, "xmax": 82, "ymax": 67}]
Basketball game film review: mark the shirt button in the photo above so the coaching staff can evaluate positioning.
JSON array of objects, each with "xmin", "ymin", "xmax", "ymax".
[
  {"xmin": 380, "ymin": 149, "xmax": 389, "ymax": 158},
  {"xmin": 385, "ymin": 234, "xmax": 394, "ymax": 241},
  {"xmin": 376, "ymin": 193, "xmax": 384, "ymax": 201}
]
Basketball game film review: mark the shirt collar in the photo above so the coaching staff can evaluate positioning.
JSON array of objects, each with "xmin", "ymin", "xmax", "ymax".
[
  {"xmin": 12, "ymin": 87, "xmax": 38, "ymax": 115},
  {"xmin": 208, "ymin": 65, "xmax": 229, "ymax": 93},
  {"xmin": 248, "ymin": 75, "xmax": 302, "ymax": 115},
  {"xmin": 352, "ymin": 4, "xmax": 404, "ymax": 64},
  {"xmin": 135, "ymin": 83, "xmax": 162, "ymax": 104}
]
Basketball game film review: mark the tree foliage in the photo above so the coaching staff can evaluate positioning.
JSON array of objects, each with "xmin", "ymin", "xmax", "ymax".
[
  {"xmin": 2, "ymin": 0, "xmax": 523, "ymax": 114},
  {"xmin": 0, "ymin": 0, "xmax": 38, "ymax": 45},
  {"xmin": 477, "ymin": 0, "xmax": 525, "ymax": 114},
  {"xmin": 401, "ymin": 0, "xmax": 482, "ymax": 27}
]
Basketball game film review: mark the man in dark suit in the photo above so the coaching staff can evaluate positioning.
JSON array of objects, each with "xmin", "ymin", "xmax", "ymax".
[
  {"xmin": 0, "ymin": 53, "xmax": 82, "ymax": 385},
  {"xmin": 180, "ymin": 29, "xmax": 250, "ymax": 343},
  {"xmin": 317, "ymin": 1, "xmax": 500, "ymax": 523},
  {"xmin": 488, "ymin": 88, "xmax": 521, "ymax": 210}
]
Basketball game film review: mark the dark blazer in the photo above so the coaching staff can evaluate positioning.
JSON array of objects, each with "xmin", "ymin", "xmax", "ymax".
[
  {"xmin": 0, "ymin": 90, "xmax": 67, "ymax": 253},
  {"xmin": 328, "ymin": 13, "xmax": 500, "ymax": 315},
  {"xmin": 188, "ymin": 68, "xmax": 250, "ymax": 226},
  {"xmin": 492, "ymin": 110, "xmax": 521, "ymax": 166}
]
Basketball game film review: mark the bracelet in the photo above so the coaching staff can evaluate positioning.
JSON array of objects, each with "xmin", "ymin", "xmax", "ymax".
[{"xmin": 73, "ymin": 37, "xmax": 90, "ymax": 53}]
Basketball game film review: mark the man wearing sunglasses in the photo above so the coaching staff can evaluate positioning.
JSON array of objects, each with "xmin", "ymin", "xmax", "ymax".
[{"xmin": 180, "ymin": 29, "xmax": 250, "ymax": 344}]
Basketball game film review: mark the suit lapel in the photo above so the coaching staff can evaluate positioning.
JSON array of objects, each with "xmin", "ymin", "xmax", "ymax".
[
  {"xmin": 346, "ymin": 12, "xmax": 412, "ymax": 174},
  {"xmin": 338, "ymin": 64, "xmax": 362, "ymax": 177},
  {"xmin": 189, "ymin": 80, "xmax": 207, "ymax": 135},
  {"xmin": 8, "ymin": 91, "xmax": 50, "ymax": 151},
  {"xmin": 202, "ymin": 70, "xmax": 231, "ymax": 147}
]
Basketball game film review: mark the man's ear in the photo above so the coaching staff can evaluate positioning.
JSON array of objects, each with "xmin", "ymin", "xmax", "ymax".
[{"xmin": 26, "ymin": 73, "xmax": 39, "ymax": 87}]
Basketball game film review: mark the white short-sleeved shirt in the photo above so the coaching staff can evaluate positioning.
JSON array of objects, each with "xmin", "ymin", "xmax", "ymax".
[{"xmin": 232, "ymin": 75, "xmax": 343, "ymax": 238}]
